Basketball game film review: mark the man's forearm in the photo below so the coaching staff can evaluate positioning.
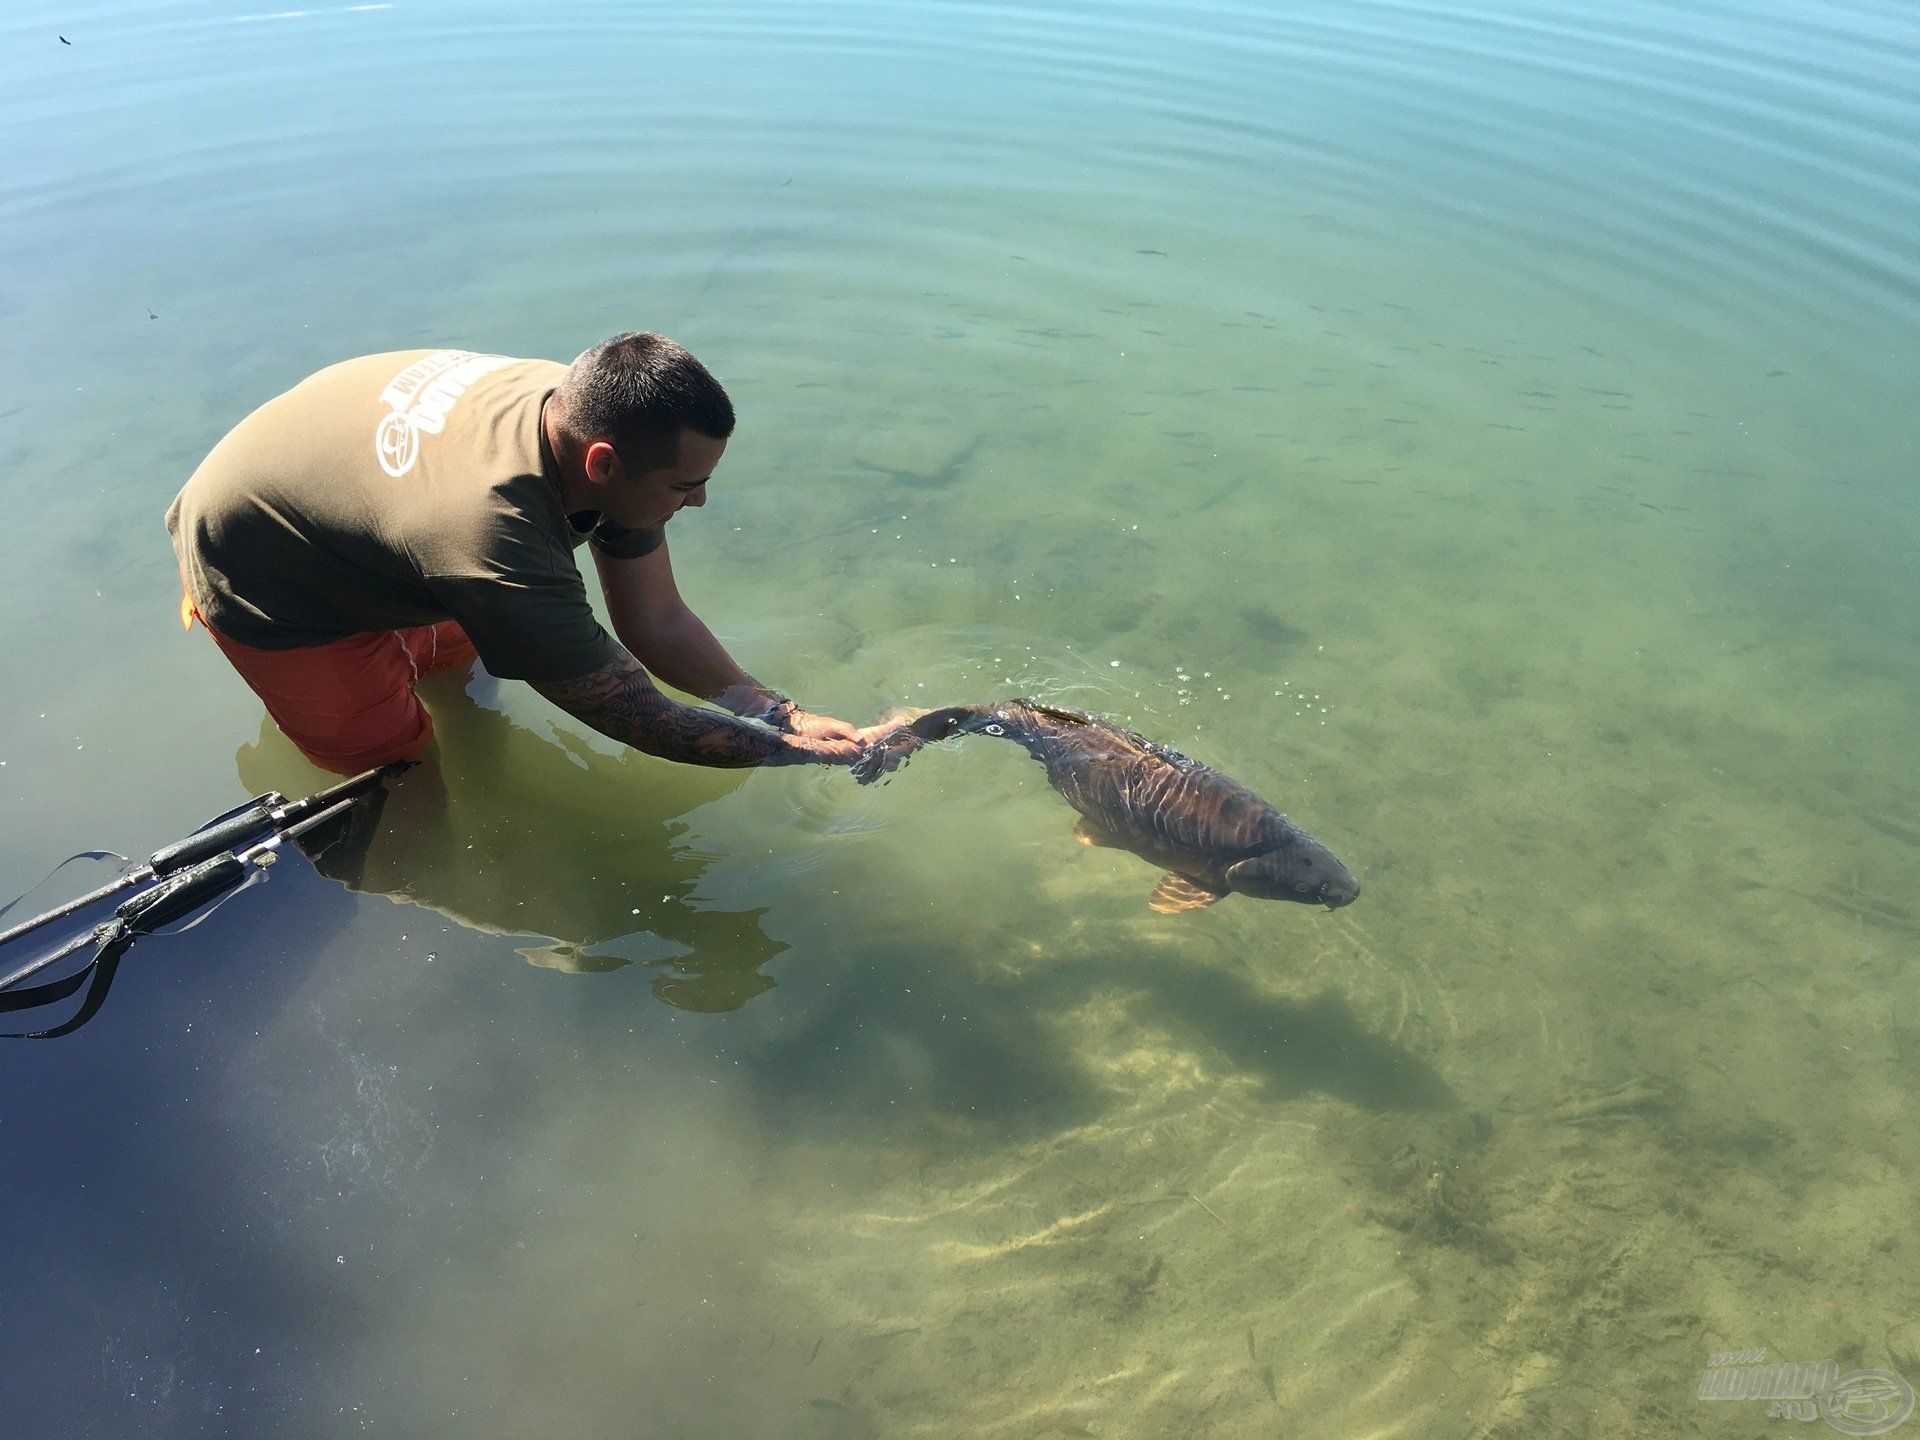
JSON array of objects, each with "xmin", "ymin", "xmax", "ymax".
[
  {"xmin": 616, "ymin": 610, "xmax": 778, "ymax": 715},
  {"xmin": 529, "ymin": 652, "xmax": 797, "ymax": 768}
]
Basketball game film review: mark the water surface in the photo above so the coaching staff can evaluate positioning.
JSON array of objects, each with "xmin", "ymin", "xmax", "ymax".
[{"xmin": 1, "ymin": 1, "xmax": 1917, "ymax": 1435}]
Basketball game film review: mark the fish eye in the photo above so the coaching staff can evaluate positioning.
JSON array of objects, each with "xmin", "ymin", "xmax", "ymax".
[
  {"xmin": 984, "ymin": 723, "xmax": 1005, "ymax": 736},
  {"xmin": 1294, "ymin": 883, "xmax": 1311, "ymax": 893},
  {"xmin": 1301, "ymin": 857, "xmax": 1313, "ymax": 867}
]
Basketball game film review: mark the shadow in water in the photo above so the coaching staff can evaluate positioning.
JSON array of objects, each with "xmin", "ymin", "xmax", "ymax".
[
  {"xmin": 748, "ymin": 963, "xmax": 1116, "ymax": 1142},
  {"xmin": 746, "ymin": 926, "xmax": 1452, "ymax": 1148},
  {"xmin": 234, "ymin": 672, "xmax": 790, "ymax": 1012},
  {"xmin": 1085, "ymin": 952, "xmax": 1455, "ymax": 1112}
]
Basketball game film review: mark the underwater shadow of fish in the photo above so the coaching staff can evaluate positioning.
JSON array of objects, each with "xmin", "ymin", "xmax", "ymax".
[
  {"xmin": 1100, "ymin": 958, "xmax": 1452, "ymax": 1110},
  {"xmin": 857, "ymin": 700, "xmax": 1359, "ymax": 915}
]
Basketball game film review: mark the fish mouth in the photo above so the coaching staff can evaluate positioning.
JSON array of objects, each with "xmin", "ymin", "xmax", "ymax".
[{"xmin": 1319, "ymin": 879, "xmax": 1360, "ymax": 911}]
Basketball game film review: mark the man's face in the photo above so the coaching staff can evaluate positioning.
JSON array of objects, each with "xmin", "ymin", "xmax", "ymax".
[{"xmin": 593, "ymin": 429, "xmax": 726, "ymax": 530}]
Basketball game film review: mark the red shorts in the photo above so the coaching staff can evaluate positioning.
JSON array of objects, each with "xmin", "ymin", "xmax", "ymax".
[{"xmin": 187, "ymin": 592, "xmax": 477, "ymax": 773}]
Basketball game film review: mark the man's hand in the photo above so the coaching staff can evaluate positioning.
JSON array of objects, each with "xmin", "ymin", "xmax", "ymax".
[
  {"xmin": 779, "ymin": 717, "xmax": 933, "ymax": 774},
  {"xmin": 776, "ymin": 732, "xmax": 867, "ymax": 766},
  {"xmin": 782, "ymin": 708, "xmax": 865, "ymax": 743}
]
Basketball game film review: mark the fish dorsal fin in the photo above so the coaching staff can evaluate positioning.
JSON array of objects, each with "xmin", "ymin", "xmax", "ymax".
[
  {"xmin": 1148, "ymin": 873, "xmax": 1226, "ymax": 914},
  {"xmin": 1027, "ymin": 702, "xmax": 1097, "ymax": 727},
  {"xmin": 1024, "ymin": 701, "xmax": 1205, "ymax": 772},
  {"xmin": 1136, "ymin": 735, "xmax": 1204, "ymax": 771}
]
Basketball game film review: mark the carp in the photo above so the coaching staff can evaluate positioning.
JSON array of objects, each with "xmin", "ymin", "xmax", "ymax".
[{"xmin": 857, "ymin": 700, "xmax": 1359, "ymax": 913}]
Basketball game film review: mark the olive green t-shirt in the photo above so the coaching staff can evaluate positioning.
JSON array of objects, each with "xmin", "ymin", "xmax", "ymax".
[{"xmin": 165, "ymin": 349, "xmax": 663, "ymax": 681}]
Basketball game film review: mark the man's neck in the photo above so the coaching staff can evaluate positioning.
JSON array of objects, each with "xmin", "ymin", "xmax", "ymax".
[{"xmin": 540, "ymin": 395, "xmax": 589, "ymax": 512}]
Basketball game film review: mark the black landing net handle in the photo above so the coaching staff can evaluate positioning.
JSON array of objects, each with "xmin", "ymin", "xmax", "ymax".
[
  {"xmin": 0, "ymin": 763, "xmax": 396, "ymax": 952},
  {"xmin": 0, "ymin": 764, "xmax": 405, "ymax": 1039}
]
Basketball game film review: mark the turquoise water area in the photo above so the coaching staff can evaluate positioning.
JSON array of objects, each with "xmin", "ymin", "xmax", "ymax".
[{"xmin": 2, "ymin": 0, "xmax": 1917, "ymax": 1435}]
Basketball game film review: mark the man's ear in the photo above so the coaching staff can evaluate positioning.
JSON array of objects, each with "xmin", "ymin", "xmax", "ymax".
[{"xmin": 583, "ymin": 440, "xmax": 620, "ymax": 489}]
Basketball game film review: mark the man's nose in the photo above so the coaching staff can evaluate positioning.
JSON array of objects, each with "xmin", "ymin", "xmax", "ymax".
[{"xmin": 683, "ymin": 488, "xmax": 707, "ymax": 509}]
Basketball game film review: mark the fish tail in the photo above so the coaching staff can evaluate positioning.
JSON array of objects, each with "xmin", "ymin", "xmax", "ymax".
[
  {"xmin": 875, "ymin": 704, "xmax": 933, "ymax": 728},
  {"xmin": 853, "ymin": 703, "xmax": 993, "ymax": 785},
  {"xmin": 905, "ymin": 704, "xmax": 990, "ymax": 741}
]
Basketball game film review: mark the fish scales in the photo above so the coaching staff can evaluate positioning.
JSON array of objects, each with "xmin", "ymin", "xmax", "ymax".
[{"xmin": 1020, "ymin": 706, "xmax": 1285, "ymax": 853}]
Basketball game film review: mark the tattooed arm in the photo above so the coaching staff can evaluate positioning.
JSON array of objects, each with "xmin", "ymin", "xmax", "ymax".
[
  {"xmin": 592, "ymin": 540, "xmax": 864, "ymax": 742},
  {"xmin": 529, "ymin": 650, "xmax": 863, "ymax": 768}
]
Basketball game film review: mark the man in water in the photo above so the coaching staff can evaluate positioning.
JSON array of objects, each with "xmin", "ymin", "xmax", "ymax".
[{"xmin": 167, "ymin": 332, "xmax": 875, "ymax": 774}]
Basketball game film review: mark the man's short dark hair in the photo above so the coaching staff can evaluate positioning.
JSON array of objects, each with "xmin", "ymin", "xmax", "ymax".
[{"xmin": 555, "ymin": 332, "xmax": 735, "ymax": 464}]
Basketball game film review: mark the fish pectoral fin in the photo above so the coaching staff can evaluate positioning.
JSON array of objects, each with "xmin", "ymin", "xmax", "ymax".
[
  {"xmin": 1148, "ymin": 874, "xmax": 1226, "ymax": 914},
  {"xmin": 1072, "ymin": 818, "xmax": 1119, "ymax": 848}
]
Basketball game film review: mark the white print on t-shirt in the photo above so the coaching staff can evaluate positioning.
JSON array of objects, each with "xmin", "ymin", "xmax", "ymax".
[{"xmin": 373, "ymin": 350, "xmax": 517, "ymax": 477}]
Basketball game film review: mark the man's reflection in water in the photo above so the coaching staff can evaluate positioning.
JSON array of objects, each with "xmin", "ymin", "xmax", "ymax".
[{"xmin": 235, "ymin": 670, "xmax": 786, "ymax": 1012}]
